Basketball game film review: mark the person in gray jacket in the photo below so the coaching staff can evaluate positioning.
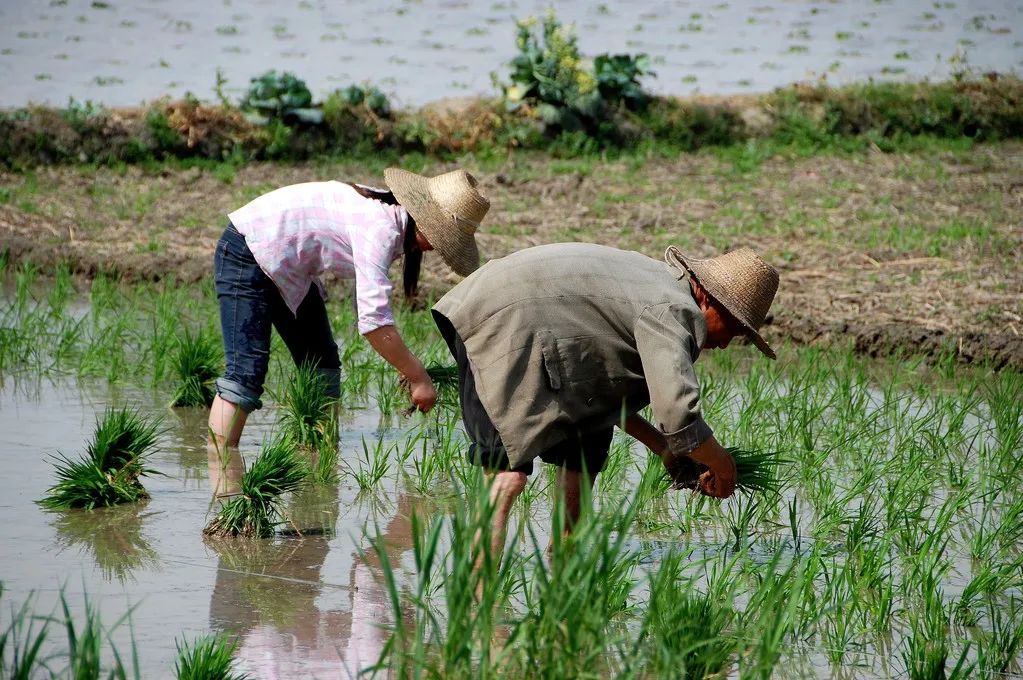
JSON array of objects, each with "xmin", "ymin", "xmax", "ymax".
[{"xmin": 431, "ymin": 242, "xmax": 779, "ymax": 558}]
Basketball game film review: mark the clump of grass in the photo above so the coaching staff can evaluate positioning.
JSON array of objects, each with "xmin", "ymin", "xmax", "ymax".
[
  {"xmin": 175, "ymin": 633, "xmax": 248, "ymax": 680},
  {"xmin": 203, "ymin": 436, "xmax": 307, "ymax": 538},
  {"xmin": 276, "ymin": 361, "xmax": 338, "ymax": 449},
  {"xmin": 170, "ymin": 329, "xmax": 221, "ymax": 408},
  {"xmin": 39, "ymin": 407, "xmax": 161, "ymax": 510}
]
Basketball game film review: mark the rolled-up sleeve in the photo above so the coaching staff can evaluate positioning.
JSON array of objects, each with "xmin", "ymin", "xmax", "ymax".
[
  {"xmin": 634, "ymin": 303, "xmax": 713, "ymax": 455},
  {"xmin": 351, "ymin": 216, "xmax": 402, "ymax": 334}
]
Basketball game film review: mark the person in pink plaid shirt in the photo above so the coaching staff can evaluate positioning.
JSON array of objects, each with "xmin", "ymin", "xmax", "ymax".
[{"xmin": 208, "ymin": 168, "xmax": 490, "ymax": 448}]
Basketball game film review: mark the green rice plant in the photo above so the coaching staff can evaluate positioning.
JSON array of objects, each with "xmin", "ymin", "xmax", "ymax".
[
  {"xmin": 509, "ymin": 490, "xmax": 643, "ymax": 677},
  {"xmin": 275, "ymin": 361, "xmax": 338, "ymax": 450},
  {"xmin": 310, "ymin": 436, "xmax": 339, "ymax": 485},
  {"xmin": 175, "ymin": 633, "xmax": 248, "ymax": 680},
  {"xmin": 367, "ymin": 479, "xmax": 518, "ymax": 677},
  {"xmin": 39, "ymin": 407, "xmax": 161, "ymax": 510},
  {"xmin": 639, "ymin": 551, "xmax": 737, "ymax": 678},
  {"xmin": 170, "ymin": 328, "xmax": 221, "ymax": 408},
  {"xmin": 738, "ymin": 551, "xmax": 809, "ymax": 678},
  {"xmin": 976, "ymin": 598, "xmax": 1023, "ymax": 677},
  {"xmin": 344, "ymin": 436, "xmax": 392, "ymax": 491},
  {"xmin": 59, "ymin": 590, "xmax": 138, "ymax": 680},
  {"xmin": 203, "ymin": 436, "xmax": 307, "ymax": 538},
  {"xmin": 0, "ymin": 586, "xmax": 51, "ymax": 679}
]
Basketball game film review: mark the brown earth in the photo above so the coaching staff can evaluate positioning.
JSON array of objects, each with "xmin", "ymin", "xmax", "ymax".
[{"xmin": 1, "ymin": 143, "xmax": 1021, "ymax": 370}]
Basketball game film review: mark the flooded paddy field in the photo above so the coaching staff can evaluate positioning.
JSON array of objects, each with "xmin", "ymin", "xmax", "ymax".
[
  {"xmin": 1, "ymin": 265, "xmax": 1022, "ymax": 677},
  {"xmin": 1, "ymin": 0, "xmax": 1021, "ymax": 108}
]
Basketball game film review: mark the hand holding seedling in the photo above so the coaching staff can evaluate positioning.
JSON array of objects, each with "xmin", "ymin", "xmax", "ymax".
[{"xmin": 687, "ymin": 438, "xmax": 737, "ymax": 498}]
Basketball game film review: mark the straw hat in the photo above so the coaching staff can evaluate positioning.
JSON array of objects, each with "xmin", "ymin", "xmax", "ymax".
[
  {"xmin": 384, "ymin": 168, "xmax": 490, "ymax": 276},
  {"xmin": 665, "ymin": 245, "xmax": 780, "ymax": 359}
]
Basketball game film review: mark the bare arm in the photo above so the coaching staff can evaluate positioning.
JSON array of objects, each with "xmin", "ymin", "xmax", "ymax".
[
  {"xmin": 364, "ymin": 325, "xmax": 436, "ymax": 412},
  {"xmin": 621, "ymin": 413, "xmax": 668, "ymax": 455},
  {"xmin": 622, "ymin": 414, "xmax": 735, "ymax": 499}
]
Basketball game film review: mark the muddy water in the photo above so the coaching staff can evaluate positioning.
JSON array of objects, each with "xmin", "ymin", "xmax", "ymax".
[
  {"xmin": 0, "ymin": 0, "xmax": 1019, "ymax": 108},
  {"xmin": 0, "ymin": 377, "xmax": 427, "ymax": 678}
]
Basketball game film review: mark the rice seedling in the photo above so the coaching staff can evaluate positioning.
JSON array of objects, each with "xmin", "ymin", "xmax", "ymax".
[
  {"xmin": 976, "ymin": 598, "xmax": 1023, "ymax": 677},
  {"xmin": 170, "ymin": 328, "xmax": 221, "ymax": 408},
  {"xmin": 175, "ymin": 633, "xmax": 248, "ymax": 680},
  {"xmin": 639, "ymin": 551, "xmax": 737, "ymax": 678},
  {"xmin": 275, "ymin": 360, "xmax": 338, "ymax": 450},
  {"xmin": 39, "ymin": 407, "xmax": 161, "ymax": 510},
  {"xmin": 203, "ymin": 436, "xmax": 308, "ymax": 538},
  {"xmin": 0, "ymin": 586, "xmax": 51, "ymax": 679},
  {"xmin": 344, "ymin": 435, "xmax": 392, "ymax": 491}
]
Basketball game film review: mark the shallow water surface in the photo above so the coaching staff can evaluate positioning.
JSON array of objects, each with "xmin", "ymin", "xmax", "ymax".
[
  {"xmin": 0, "ymin": 378, "xmax": 421, "ymax": 678},
  {"xmin": 0, "ymin": 0, "xmax": 1020, "ymax": 107}
]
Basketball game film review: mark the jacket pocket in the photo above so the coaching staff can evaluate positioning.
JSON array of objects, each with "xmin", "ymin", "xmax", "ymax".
[{"xmin": 537, "ymin": 331, "xmax": 562, "ymax": 391}]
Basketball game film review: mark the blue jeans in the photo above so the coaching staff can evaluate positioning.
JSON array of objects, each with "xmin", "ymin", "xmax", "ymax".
[{"xmin": 213, "ymin": 223, "xmax": 341, "ymax": 412}]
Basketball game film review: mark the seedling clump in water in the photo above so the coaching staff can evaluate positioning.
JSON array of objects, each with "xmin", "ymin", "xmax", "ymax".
[
  {"xmin": 39, "ymin": 407, "xmax": 161, "ymax": 510},
  {"xmin": 203, "ymin": 436, "xmax": 307, "ymax": 538}
]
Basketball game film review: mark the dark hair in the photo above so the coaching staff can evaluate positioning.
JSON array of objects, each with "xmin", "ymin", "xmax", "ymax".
[{"xmin": 346, "ymin": 183, "xmax": 422, "ymax": 300}]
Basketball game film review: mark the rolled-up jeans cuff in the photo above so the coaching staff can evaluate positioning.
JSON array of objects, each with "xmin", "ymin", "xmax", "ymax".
[
  {"xmin": 215, "ymin": 378, "xmax": 263, "ymax": 412},
  {"xmin": 318, "ymin": 367, "xmax": 341, "ymax": 399},
  {"xmin": 664, "ymin": 417, "xmax": 714, "ymax": 456}
]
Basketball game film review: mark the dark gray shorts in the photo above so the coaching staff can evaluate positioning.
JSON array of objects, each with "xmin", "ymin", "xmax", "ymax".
[{"xmin": 434, "ymin": 312, "xmax": 612, "ymax": 476}]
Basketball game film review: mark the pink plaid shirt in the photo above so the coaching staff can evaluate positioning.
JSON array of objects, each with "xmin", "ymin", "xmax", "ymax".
[{"xmin": 228, "ymin": 181, "xmax": 407, "ymax": 334}]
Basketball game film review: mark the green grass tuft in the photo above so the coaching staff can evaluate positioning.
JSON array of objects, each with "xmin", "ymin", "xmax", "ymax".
[
  {"xmin": 203, "ymin": 436, "xmax": 308, "ymax": 538},
  {"xmin": 39, "ymin": 407, "xmax": 161, "ymax": 510},
  {"xmin": 175, "ymin": 633, "xmax": 248, "ymax": 680},
  {"xmin": 276, "ymin": 361, "xmax": 338, "ymax": 450},
  {"xmin": 170, "ymin": 328, "xmax": 222, "ymax": 408}
]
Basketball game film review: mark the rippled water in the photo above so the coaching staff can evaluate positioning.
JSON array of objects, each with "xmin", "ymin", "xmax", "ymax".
[{"xmin": 0, "ymin": 0, "xmax": 1020, "ymax": 108}]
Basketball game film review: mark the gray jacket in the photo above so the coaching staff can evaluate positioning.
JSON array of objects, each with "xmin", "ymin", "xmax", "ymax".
[{"xmin": 433, "ymin": 242, "xmax": 712, "ymax": 468}]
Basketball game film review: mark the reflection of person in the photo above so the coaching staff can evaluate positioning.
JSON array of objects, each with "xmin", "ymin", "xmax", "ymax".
[
  {"xmin": 432, "ymin": 243, "xmax": 779, "ymax": 558},
  {"xmin": 205, "ymin": 465, "xmax": 419, "ymax": 677},
  {"xmin": 207, "ymin": 169, "xmax": 491, "ymax": 448}
]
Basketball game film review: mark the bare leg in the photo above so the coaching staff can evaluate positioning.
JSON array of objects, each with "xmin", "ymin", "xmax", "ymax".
[
  {"xmin": 207, "ymin": 442, "xmax": 244, "ymax": 498},
  {"xmin": 552, "ymin": 467, "xmax": 597, "ymax": 546},
  {"xmin": 208, "ymin": 394, "xmax": 248, "ymax": 449},
  {"xmin": 481, "ymin": 470, "xmax": 528, "ymax": 564}
]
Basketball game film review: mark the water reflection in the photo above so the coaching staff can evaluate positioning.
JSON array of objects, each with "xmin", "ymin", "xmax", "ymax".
[
  {"xmin": 203, "ymin": 442, "xmax": 420, "ymax": 676},
  {"xmin": 50, "ymin": 502, "xmax": 160, "ymax": 583}
]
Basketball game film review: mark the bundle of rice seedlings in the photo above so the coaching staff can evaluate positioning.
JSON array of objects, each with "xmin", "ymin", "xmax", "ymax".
[
  {"xmin": 728, "ymin": 447, "xmax": 787, "ymax": 495},
  {"xmin": 203, "ymin": 436, "xmax": 308, "ymax": 539},
  {"xmin": 398, "ymin": 362, "xmax": 459, "ymax": 413},
  {"xmin": 276, "ymin": 361, "xmax": 338, "ymax": 449},
  {"xmin": 39, "ymin": 407, "xmax": 161, "ymax": 510},
  {"xmin": 171, "ymin": 329, "xmax": 222, "ymax": 408},
  {"xmin": 175, "ymin": 633, "xmax": 249, "ymax": 680},
  {"xmin": 664, "ymin": 447, "xmax": 785, "ymax": 496}
]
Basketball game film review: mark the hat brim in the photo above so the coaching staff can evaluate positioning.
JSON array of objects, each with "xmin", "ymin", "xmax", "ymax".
[
  {"xmin": 384, "ymin": 168, "xmax": 480, "ymax": 277},
  {"xmin": 667, "ymin": 247, "xmax": 777, "ymax": 360}
]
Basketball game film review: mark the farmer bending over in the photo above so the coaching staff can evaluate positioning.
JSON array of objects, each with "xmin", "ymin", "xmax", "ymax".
[
  {"xmin": 208, "ymin": 168, "xmax": 490, "ymax": 447},
  {"xmin": 431, "ymin": 242, "xmax": 779, "ymax": 558}
]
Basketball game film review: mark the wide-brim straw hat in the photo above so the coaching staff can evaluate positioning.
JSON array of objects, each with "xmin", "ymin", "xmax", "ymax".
[
  {"xmin": 384, "ymin": 167, "xmax": 490, "ymax": 276},
  {"xmin": 665, "ymin": 245, "xmax": 780, "ymax": 360}
]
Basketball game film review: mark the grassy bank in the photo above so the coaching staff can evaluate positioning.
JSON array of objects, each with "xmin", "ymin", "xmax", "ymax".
[{"xmin": 1, "ymin": 76, "xmax": 1021, "ymax": 169}]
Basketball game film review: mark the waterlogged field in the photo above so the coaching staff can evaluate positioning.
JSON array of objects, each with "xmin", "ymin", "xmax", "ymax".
[{"xmin": 1, "ymin": 263, "xmax": 1022, "ymax": 678}]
